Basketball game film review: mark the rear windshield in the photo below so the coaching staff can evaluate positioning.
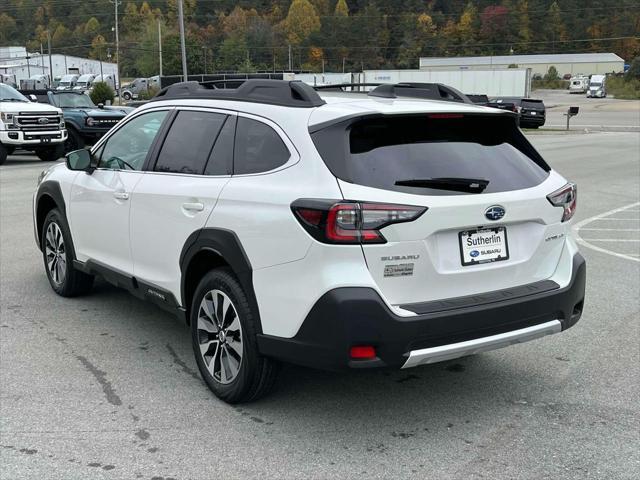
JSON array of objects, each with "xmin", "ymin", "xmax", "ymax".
[
  {"xmin": 522, "ymin": 100, "xmax": 543, "ymax": 109},
  {"xmin": 311, "ymin": 114, "xmax": 550, "ymax": 196}
]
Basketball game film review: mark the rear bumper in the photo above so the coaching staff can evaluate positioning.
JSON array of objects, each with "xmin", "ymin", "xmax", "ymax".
[
  {"xmin": 257, "ymin": 253, "xmax": 586, "ymax": 370},
  {"xmin": 520, "ymin": 115, "xmax": 545, "ymax": 126}
]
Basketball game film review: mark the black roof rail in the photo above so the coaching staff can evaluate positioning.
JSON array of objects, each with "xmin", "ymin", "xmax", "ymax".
[
  {"xmin": 368, "ymin": 83, "xmax": 472, "ymax": 104},
  {"xmin": 313, "ymin": 83, "xmax": 382, "ymax": 92},
  {"xmin": 150, "ymin": 79, "xmax": 326, "ymax": 108}
]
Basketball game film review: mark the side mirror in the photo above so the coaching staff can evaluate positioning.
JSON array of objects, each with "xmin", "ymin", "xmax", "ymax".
[
  {"xmin": 98, "ymin": 103, "xmax": 105, "ymax": 109},
  {"xmin": 29, "ymin": 94, "xmax": 37, "ymax": 102},
  {"xmin": 66, "ymin": 149, "xmax": 94, "ymax": 172}
]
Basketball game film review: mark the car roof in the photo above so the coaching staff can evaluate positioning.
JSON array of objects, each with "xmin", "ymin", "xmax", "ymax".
[
  {"xmin": 308, "ymin": 92, "xmax": 507, "ymax": 130},
  {"xmin": 139, "ymin": 90, "xmax": 511, "ymax": 135}
]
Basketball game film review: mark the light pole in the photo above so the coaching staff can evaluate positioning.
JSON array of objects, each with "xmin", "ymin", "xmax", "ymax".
[
  {"xmin": 47, "ymin": 31, "xmax": 53, "ymax": 87},
  {"xmin": 177, "ymin": 0, "xmax": 188, "ymax": 81},
  {"xmin": 158, "ymin": 17, "xmax": 163, "ymax": 77},
  {"xmin": 110, "ymin": 0, "xmax": 121, "ymax": 103}
]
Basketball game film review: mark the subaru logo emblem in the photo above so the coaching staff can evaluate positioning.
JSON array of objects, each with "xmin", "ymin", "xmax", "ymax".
[
  {"xmin": 470, "ymin": 250, "xmax": 480, "ymax": 258},
  {"xmin": 485, "ymin": 205, "xmax": 506, "ymax": 221},
  {"xmin": 38, "ymin": 117, "xmax": 49, "ymax": 124}
]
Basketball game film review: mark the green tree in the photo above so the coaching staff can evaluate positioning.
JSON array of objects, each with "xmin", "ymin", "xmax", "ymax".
[
  {"xmin": 0, "ymin": 13, "xmax": 17, "ymax": 43},
  {"xmin": 545, "ymin": 1, "xmax": 567, "ymax": 53},
  {"xmin": 90, "ymin": 82, "xmax": 115, "ymax": 105},
  {"xmin": 283, "ymin": 0, "xmax": 321, "ymax": 46}
]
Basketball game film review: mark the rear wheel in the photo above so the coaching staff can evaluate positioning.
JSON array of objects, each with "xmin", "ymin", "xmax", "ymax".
[
  {"xmin": 36, "ymin": 144, "xmax": 64, "ymax": 162},
  {"xmin": 191, "ymin": 268, "xmax": 279, "ymax": 403},
  {"xmin": 42, "ymin": 209, "xmax": 94, "ymax": 296}
]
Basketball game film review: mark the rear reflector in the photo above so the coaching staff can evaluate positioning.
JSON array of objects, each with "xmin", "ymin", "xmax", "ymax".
[{"xmin": 350, "ymin": 346, "xmax": 376, "ymax": 360}]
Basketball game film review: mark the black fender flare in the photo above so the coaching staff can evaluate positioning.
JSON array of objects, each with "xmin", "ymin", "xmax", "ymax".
[
  {"xmin": 179, "ymin": 228, "xmax": 262, "ymax": 333},
  {"xmin": 35, "ymin": 180, "xmax": 71, "ymax": 253}
]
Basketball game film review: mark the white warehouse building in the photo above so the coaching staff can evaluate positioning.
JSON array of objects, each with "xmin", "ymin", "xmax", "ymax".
[
  {"xmin": 419, "ymin": 53, "xmax": 625, "ymax": 77},
  {"xmin": 0, "ymin": 46, "xmax": 117, "ymax": 85}
]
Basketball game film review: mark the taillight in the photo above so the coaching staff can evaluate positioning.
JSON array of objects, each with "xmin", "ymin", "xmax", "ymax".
[
  {"xmin": 547, "ymin": 182, "xmax": 577, "ymax": 222},
  {"xmin": 292, "ymin": 199, "xmax": 427, "ymax": 244}
]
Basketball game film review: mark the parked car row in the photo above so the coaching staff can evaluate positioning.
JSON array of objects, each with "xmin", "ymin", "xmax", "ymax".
[{"xmin": 467, "ymin": 94, "xmax": 546, "ymax": 129}]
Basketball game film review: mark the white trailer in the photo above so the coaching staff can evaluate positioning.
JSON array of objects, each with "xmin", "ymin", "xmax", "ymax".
[{"xmin": 361, "ymin": 68, "xmax": 532, "ymax": 97}]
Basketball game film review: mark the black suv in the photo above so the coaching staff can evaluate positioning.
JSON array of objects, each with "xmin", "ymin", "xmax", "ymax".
[
  {"xmin": 21, "ymin": 90, "xmax": 133, "ymax": 152},
  {"xmin": 488, "ymin": 97, "xmax": 546, "ymax": 129}
]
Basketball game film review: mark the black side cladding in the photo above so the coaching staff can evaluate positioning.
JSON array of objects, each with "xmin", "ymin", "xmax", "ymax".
[
  {"xmin": 35, "ymin": 180, "xmax": 67, "ymax": 251},
  {"xmin": 179, "ymin": 228, "xmax": 262, "ymax": 332}
]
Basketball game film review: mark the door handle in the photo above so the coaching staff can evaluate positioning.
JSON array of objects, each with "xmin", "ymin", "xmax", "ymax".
[
  {"xmin": 182, "ymin": 202, "xmax": 204, "ymax": 212},
  {"xmin": 113, "ymin": 191, "xmax": 129, "ymax": 200}
]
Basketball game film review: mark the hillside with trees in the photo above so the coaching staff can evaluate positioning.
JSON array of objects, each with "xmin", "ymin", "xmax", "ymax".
[{"xmin": 1, "ymin": 0, "xmax": 638, "ymax": 77}]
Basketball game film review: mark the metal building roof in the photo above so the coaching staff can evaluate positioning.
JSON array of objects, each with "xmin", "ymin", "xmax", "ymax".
[{"xmin": 420, "ymin": 53, "xmax": 624, "ymax": 66}]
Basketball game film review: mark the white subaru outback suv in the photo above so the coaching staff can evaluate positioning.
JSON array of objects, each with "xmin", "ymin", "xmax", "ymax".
[{"xmin": 33, "ymin": 80, "xmax": 586, "ymax": 403}]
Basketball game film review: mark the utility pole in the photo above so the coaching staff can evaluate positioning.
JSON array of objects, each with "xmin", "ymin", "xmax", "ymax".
[
  {"xmin": 110, "ymin": 0, "xmax": 122, "ymax": 103},
  {"xmin": 177, "ymin": 0, "xmax": 188, "ymax": 82},
  {"xmin": 158, "ymin": 18, "xmax": 163, "ymax": 77},
  {"xmin": 40, "ymin": 43, "xmax": 45, "ymax": 73},
  {"xmin": 47, "ymin": 31, "xmax": 53, "ymax": 87},
  {"xmin": 26, "ymin": 55, "xmax": 31, "ymax": 77},
  {"xmin": 288, "ymin": 44, "xmax": 292, "ymax": 71},
  {"xmin": 202, "ymin": 47, "xmax": 207, "ymax": 75}
]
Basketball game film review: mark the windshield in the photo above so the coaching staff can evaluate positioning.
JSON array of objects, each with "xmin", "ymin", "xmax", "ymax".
[
  {"xmin": 54, "ymin": 93, "xmax": 95, "ymax": 108},
  {"xmin": 0, "ymin": 84, "xmax": 29, "ymax": 102}
]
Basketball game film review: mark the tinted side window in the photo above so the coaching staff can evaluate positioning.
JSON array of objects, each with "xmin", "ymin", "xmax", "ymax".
[
  {"xmin": 155, "ymin": 110, "xmax": 227, "ymax": 175},
  {"xmin": 234, "ymin": 117, "xmax": 290, "ymax": 175},
  {"xmin": 204, "ymin": 116, "xmax": 235, "ymax": 176},
  {"xmin": 100, "ymin": 110, "xmax": 168, "ymax": 171}
]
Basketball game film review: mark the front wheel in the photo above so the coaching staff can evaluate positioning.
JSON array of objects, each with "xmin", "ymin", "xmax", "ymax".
[
  {"xmin": 36, "ymin": 144, "xmax": 65, "ymax": 162},
  {"xmin": 64, "ymin": 128, "xmax": 85, "ymax": 153},
  {"xmin": 42, "ymin": 209, "xmax": 94, "ymax": 296},
  {"xmin": 191, "ymin": 268, "xmax": 279, "ymax": 403},
  {"xmin": 122, "ymin": 91, "xmax": 132, "ymax": 101}
]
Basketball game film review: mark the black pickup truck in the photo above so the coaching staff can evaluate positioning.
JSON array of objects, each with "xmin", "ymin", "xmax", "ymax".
[{"xmin": 20, "ymin": 90, "xmax": 134, "ymax": 152}]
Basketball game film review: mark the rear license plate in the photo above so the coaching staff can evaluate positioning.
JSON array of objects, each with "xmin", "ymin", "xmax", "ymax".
[{"xmin": 459, "ymin": 227, "xmax": 509, "ymax": 266}]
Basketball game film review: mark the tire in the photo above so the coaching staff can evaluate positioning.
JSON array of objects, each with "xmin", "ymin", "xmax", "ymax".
[
  {"xmin": 41, "ymin": 209, "xmax": 94, "ymax": 297},
  {"xmin": 122, "ymin": 91, "xmax": 132, "ymax": 101},
  {"xmin": 0, "ymin": 143, "xmax": 7, "ymax": 166},
  {"xmin": 191, "ymin": 268, "xmax": 279, "ymax": 403},
  {"xmin": 64, "ymin": 128, "xmax": 85, "ymax": 153},
  {"xmin": 36, "ymin": 144, "xmax": 65, "ymax": 162}
]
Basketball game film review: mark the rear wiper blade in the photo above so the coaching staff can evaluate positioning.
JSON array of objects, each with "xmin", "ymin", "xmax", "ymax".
[{"xmin": 395, "ymin": 177, "xmax": 489, "ymax": 193}]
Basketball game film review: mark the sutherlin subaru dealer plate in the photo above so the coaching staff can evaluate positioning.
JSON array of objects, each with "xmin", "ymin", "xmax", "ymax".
[{"xmin": 459, "ymin": 226, "xmax": 509, "ymax": 266}]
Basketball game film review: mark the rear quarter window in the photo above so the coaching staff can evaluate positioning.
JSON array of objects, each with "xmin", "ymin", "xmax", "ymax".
[{"xmin": 312, "ymin": 114, "xmax": 550, "ymax": 196}]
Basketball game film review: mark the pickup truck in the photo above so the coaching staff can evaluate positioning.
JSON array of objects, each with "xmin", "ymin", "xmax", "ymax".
[
  {"xmin": 21, "ymin": 89, "xmax": 133, "ymax": 152},
  {"xmin": 0, "ymin": 83, "xmax": 66, "ymax": 165}
]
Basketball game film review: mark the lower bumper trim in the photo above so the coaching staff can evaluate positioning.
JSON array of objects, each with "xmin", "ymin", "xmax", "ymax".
[{"xmin": 402, "ymin": 320, "xmax": 561, "ymax": 368}]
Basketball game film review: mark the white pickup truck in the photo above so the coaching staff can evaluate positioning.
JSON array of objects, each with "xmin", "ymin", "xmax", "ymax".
[{"xmin": 0, "ymin": 83, "xmax": 67, "ymax": 165}]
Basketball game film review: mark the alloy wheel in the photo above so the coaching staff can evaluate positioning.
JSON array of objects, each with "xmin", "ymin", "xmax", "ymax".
[
  {"xmin": 45, "ymin": 222, "xmax": 66, "ymax": 285},
  {"xmin": 197, "ymin": 289, "xmax": 243, "ymax": 385}
]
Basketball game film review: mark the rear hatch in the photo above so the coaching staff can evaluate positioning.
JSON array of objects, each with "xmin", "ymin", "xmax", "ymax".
[
  {"xmin": 311, "ymin": 113, "xmax": 569, "ymax": 307},
  {"xmin": 520, "ymin": 99, "xmax": 545, "ymax": 118}
]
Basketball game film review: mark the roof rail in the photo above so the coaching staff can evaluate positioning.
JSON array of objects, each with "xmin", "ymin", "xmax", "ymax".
[
  {"xmin": 150, "ymin": 79, "xmax": 326, "ymax": 108},
  {"xmin": 313, "ymin": 83, "xmax": 382, "ymax": 92},
  {"xmin": 368, "ymin": 83, "xmax": 472, "ymax": 104}
]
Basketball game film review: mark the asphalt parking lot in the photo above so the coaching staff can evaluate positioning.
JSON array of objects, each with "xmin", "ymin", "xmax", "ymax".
[
  {"xmin": 535, "ymin": 89, "xmax": 640, "ymax": 131},
  {"xmin": 1, "ymin": 131, "xmax": 639, "ymax": 479}
]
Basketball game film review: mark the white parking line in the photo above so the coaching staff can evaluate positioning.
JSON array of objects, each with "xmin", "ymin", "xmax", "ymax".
[
  {"xmin": 573, "ymin": 202, "xmax": 640, "ymax": 263},
  {"xmin": 580, "ymin": 228, "xmax": 640, "ymax": 231},
  {"xmin": 581, "ymin": 239, "xmax": 640, "ymax": 242},
  {"xmin": 589, "ymin": 217, "xmax": 639, "ymax": 221}
]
